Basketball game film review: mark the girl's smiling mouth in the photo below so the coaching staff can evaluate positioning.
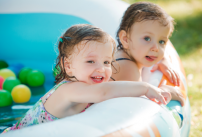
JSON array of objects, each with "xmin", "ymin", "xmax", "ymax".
[
  {"xmin": 91, "ymin": 76, "xmax": 104, "ymax": 83},
  {"xmin": 145, "ymin": 56, "xmax": 157, "ymax": 62}
]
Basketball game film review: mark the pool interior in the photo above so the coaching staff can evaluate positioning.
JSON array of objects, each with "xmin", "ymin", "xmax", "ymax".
[{"xmin": 0, "ymin": 72, "xmax": 55, "ymax": 133}]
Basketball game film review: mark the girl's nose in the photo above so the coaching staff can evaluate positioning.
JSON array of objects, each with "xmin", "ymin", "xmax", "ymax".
[
  {"xmin": 96, "ymin": 64, "xmax": 105, "ymax": 73},
  {"xmin": 151, "ymin": 42, "xmax": 159, "ymax": 52}
]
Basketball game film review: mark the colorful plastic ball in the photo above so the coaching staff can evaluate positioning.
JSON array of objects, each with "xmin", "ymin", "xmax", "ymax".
[
  {"xmin": 8, "ymin": 63, "xmax": 24, "ymax": 75},
  {"xmin": 18, "ymin": 67, "xmax": 32, "ymax": 84},
  {"xmin": 0, "ymin": 60, "xmax": 8, "ymax": 69},
  {"xmin": 0, "ymin": 76, "xmax": 4, "ymax": 90},
  {"xmin": 11, "ymin": 84, "xmax": 31, "ymax": 103},
  {"xmin": 3, "ymin": 77, "xmax": 21, "ymax": 92},
  {"xmin": 0, "ymin": 89, "xmax": 12, "ymax": 107},
  {"xmin": 27, "ymin": 70, "xmax": 45, "ymax": 87},
  {"xmin": 0, "ymin": 68, "xmax": 16, "ymax": 79}
]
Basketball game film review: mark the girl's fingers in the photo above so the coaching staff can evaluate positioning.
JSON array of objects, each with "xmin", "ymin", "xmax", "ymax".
[
  {"xmin": 157, "ymin": 101, "xmax": 162, "ymax": 105},
  {"xmin": 161, "ymin": 92, "xmax": 171, "ymax": 104},
  {"xmin": 150, "ymin": 64, "xmax": 158, "ymax": 72},
  {"xmin": 153, "ymin": 93, "xmax": 166, "ymax": 105},
  {"xmin": 180, "ymin": 98, "xmax": 185, "ymax": 107},
  {"xmin": 169, "ymin": 69, "xmax": 178, "ymax": 86},
  {"xmin": 161, "ymin": 95, "xmax": 167, "ymax": 105},
  {"xmin": 165, "ymin": 70, "xmax": 175, "ymax": 84},
  {"xmin": 173, "ymin": 71, "xmax": 180, "ymax": 86},
  {"xmin": 159, "ymin": 95, "xmax": 167, "ymax": 105},
  {"xmin": 150, "ymin": 98, "xmax": 162, "ymax": 105}
]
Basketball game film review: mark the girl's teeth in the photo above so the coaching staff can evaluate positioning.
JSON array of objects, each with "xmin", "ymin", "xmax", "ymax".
[{"xmin": 94, "ymin": 77, "xmax": 102, "ymax": 78}]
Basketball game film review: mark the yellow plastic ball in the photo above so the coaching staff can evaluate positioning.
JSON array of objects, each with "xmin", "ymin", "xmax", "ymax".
[
  {"xmin": 11, "ymin": 84, "xmax": 31, "ymax": 103},
  {"xmin": 0, "ymin": 68, "xmax": 16, "ymax": 79}
]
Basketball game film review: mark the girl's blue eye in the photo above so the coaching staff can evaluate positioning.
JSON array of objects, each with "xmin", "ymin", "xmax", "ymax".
[
  {"xmin": 87, "ymin": 61, "xmax": 94, "ymax": 63},
  {"xmin": 159, "ymin": 40, "xmax": 165, "ymax": 45},
  {"xmin": 144, "ymin": 37, "xmax": 151, "ymax": 42}
]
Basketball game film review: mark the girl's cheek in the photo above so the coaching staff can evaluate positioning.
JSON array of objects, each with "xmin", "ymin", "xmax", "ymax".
[
  {"xmin": 160, "ymin": 47, "xmax": 165, "ymax": 55},
  {"xmin": 106, "ymin": 67, "xmax": 112, "ymax": 79},
  {"xmin": 158, "ymin": 49, "xmax": 165, "ymax": 62},
  {"xmin": 109, "ymin": 68, "xmax": 113, "ymax": 77}
]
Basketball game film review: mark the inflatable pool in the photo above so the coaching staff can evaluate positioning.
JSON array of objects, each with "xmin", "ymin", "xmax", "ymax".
[{"xmin": 0, "ymin": 0, "xmax": 191, "ymax": 136}]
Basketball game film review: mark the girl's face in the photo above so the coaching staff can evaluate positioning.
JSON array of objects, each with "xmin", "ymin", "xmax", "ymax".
[
  {"xmin": 66, "ymin": 39, "xmax": 113, "ymax": 84},
  {"xmin": 125, "ymin": 20, "xmax": 170, "ymax": 68}
]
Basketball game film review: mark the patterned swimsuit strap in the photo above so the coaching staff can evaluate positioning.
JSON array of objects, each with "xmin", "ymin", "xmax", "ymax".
[{"xmin": 44, "ymin": 80, "xmax": 70, "ymax": 103}]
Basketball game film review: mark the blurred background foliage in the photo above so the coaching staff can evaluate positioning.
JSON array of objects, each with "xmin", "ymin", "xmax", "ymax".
[{"xmin": 122, "ymin": 0, "xmax": 202, "ymax": 136}]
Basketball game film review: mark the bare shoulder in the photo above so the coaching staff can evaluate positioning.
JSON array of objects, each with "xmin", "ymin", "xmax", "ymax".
[
  {"xmin": 43, "ymin": 81, "xmax": 89, "ymax": 118},
  {"xmin": 112, "ymin": 60, "xmax": 140, "ymax": 81},
  {"xmin": 56, "ymin": 81, "xmax": 87, "ymax": 94},
  {"xmin": 42, "ymin": 82, "xmax": 80, "ymax": 102}
]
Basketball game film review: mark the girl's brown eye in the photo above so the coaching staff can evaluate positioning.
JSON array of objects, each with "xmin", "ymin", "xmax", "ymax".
[
  {"xmin": 87, "ymin": 61, "xmax": 94, "ymax": 63},
  {"xmin": 104, "ymin": 61, "xmax": 110, "ymax": 64}
]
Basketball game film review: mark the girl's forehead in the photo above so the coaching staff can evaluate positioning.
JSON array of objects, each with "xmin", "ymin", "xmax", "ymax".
[
  {"xmin": 132, "ymin": 20, "xmax": 161, "ymax": 28},
  {"xmin": 73, "ymin": 40, "xmax": 113, "ymax": 57},
  {"xmin": 130, "ymin": 20, "xmax": 171, "ymax": 36}
]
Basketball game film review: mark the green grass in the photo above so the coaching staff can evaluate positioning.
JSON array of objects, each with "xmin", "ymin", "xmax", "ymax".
[{"xmin": 122, "ymin": 0, "xmax": 202, "ymax": 136}]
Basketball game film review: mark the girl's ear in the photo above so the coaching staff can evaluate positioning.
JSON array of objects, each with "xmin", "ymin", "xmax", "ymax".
[
  {"xmin": 119, "ymin": 30, "xmax": 129, "ymax": 49},
  {"xmin": 62, "ymin": 57, "xmax": 72, "ymax": 75}
]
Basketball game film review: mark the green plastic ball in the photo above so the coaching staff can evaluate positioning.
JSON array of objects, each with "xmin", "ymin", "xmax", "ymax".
[
  {"xmin": 0, "ymin": 68, "xmax": 16, "ymax": 79},
  {"xmin": 18, "ymin": 67, "xmax": 32, "ymax": 84},
  {"xmin": 3, "ymin": 76, "xmax": 21, "ymax": 92},
  {"xmin": 0, "ymin": 60, "xmax": 8, "ymax": 69},
  {"xmin": 0, "ymin": 89, "xmax": 12, "ymax": 107},
  {"xmin": 27, "ymin": 70, "xmax": 45, "ymax": 87}
]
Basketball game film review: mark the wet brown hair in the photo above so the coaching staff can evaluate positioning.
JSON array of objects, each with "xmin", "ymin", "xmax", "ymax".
[
  {"xmin": 54, "ymin": 24, "xmax": 116, "ymax": 84},
  {"xmin": 117, "ymin": 2, "xmax": 175, "ymax": 50}
]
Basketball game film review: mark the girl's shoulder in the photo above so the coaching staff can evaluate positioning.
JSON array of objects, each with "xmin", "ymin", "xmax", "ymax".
[
  {"xmin": 112, "ymin": 59, "xmax": 140, "ymax": 81},
  {"xmin": 114, "ymin": 50, "xmax": 138, "ymax": 69},
  {"xmin": 41, "ymin": 80, "xmax": 71, "ymax": 102}
]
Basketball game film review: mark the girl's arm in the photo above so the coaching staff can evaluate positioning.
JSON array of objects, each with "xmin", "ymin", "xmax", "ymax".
[{"xmin": 61, "ymin": 81, "xmax": 170, "ymax": 105}]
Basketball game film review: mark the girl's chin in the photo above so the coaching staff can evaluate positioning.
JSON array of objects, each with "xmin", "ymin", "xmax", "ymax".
[{"xmin": 143, "ymin": 61, "xmax": 157, "ymax": 68}]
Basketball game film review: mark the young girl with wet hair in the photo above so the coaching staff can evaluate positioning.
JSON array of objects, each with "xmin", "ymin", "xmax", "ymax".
[
  {"xmin": 112, "ymin": 2, "xmax": 184, "ymax": 106},
  {"xmin": 3, "ymin": 24, "xmax": 171, "ymax": 133}
]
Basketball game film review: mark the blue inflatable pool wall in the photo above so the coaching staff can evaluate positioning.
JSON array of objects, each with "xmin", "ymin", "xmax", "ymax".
[{"xmin": 0, "ymin": 13, "xmax": 91, "ymax": 71}]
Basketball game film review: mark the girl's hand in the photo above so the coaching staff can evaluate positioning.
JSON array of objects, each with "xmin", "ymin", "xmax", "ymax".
[
  {"xmin": 159, "ymin": 84, "xmax": 185, "ymax": 106},
  {"xmin": 145, "ymin": 82, "xmax": 171, "ymax": 105},
  {"xmin": 150, "ymin": 58, "xmax": 180, "ymax": 86}
]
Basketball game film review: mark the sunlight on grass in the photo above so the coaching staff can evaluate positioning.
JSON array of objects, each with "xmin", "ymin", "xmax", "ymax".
[
  {"xmin": 182, "ymin": 48, "xmax": 202, "ymax": 136},
  {"xmin": 122, "ymin": 0, "xmax": 202, "ymax": 136},
  {"xmin": 155, "ymin": 0, "xmax": 202, "ymax": 18}
]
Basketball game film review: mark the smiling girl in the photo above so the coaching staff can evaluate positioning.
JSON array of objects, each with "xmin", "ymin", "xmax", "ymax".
[{"xmin": 111, "ymin": 2, "xmax": 184, "ymax": 105}]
